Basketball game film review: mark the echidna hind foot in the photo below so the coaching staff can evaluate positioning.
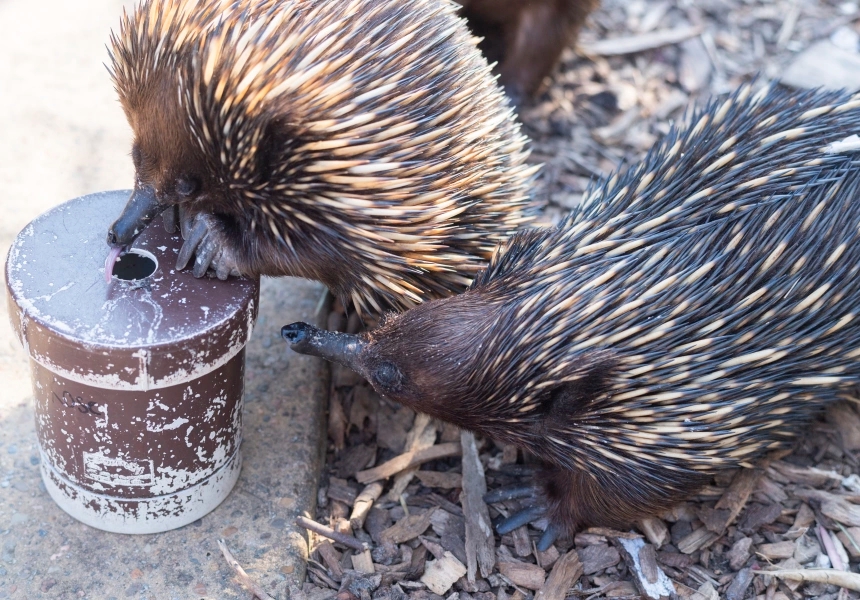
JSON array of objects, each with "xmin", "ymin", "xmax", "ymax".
[
  {"xmin": 538, "ymin": 463, "xmax": 711, "ymax": 537},
  {"xmin": 484, "ymin": 463, "xmax": 709, "ymax": 551},
  {"xmin": 488, "ymin": 462, "xmax": 710, "ymax": 548}
]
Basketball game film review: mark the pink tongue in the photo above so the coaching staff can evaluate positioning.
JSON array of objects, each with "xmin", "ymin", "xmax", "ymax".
[{"xmin": 104, "ymin": 246, "xmax": 124, "ymax": 283}]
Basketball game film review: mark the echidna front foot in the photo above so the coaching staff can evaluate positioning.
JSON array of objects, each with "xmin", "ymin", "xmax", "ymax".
[
  {"xmin": 175, "ymin": 209, "xmax": 242, "ymax": 280},
  {"xmin": 487, "ymin": 480, "xmax": 562, "ymax": 551},
  {"xmin": 488, "ymin": 461, "xmax": 675, "ymax": 550}
]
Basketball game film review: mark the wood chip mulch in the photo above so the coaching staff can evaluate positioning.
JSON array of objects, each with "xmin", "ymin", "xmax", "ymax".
[{"xmin": 294, "ymin": 2, "xmax": 860, "ymax": 600}]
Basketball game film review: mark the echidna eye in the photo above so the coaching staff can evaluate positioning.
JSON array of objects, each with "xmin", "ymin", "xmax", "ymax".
[
  {"xmin": 175, "ymin": 176, "xmax": 200, "ymax": 197},
  {"xmin": 374, "ymin": 361, "xmax": 403, "ymax": 392}
]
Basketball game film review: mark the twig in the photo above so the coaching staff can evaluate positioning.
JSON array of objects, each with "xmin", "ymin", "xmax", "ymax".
[
  {"xmin": 837, "ymin": 522, "xmax": 860, "ymax": 556},
  {"xmin": 386, "ymin": 414, "xmax": 436, "ymax": 502},
  {"xmin": 350, "ymin": 481, "xmax": 384, "ymax": 529},
  {"xmin": 776, "ymin": 0, "xmax": 801, "ymax": 48},
  {"xmin": 217, "ymin": 538, "xmax": 276, "ymax": 600},
  {"xmin": 296, "ymin": 515, "xmax": 369, "ymax": 552},
  {"xmin": 356, "ymin": 442, "xmax": 461, "ymax": 484},
  {"xmin": 580, "ymin": 25, "xmax": 702, "ymax": 56},
  {"xmin": 818, "ymin": 523, "xmax": 846, "ymax": 571},
  {"xmin": 460, "ymin": 431, "xmax": 495, "ymax": 581},
  {"xmin": 762, "ymin": 568, "xmax": 860, "ymax": 592},
  {"xmin": 712, "ymin": 469, "xmax": 762, "ymax": 534}
]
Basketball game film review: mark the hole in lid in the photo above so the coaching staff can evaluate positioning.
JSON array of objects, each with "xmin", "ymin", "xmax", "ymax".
[{"xmin": 113, "ymin": 249, "xmax": 158, "ymax": 281}]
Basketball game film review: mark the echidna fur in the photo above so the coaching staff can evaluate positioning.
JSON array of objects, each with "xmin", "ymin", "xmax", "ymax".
[
  {"xmin": 284, "ymin": 83, "xmax": 860, "ymax": 534},
  {"xmin": 106, "ymin": 0, "xmax": 537, "ymax": 315}
]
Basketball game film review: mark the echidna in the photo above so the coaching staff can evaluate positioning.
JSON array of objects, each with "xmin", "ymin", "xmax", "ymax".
[
  {"xmin": 457, "ymin": 0, "xmax": 599, "ymax": 106},
  {"xmin": 105, "ymin": 0, "xmax": 538, "ymax": 315},
  {"xmin": 282, "ymin": 84, "xmax": 860, "ymax": 546}
]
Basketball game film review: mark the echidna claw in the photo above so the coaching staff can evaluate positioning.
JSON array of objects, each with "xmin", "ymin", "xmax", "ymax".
[
  {"xmin": 495, "ymin": 505, "xmax": 545, "ymax": 534},
  {"xmin": 179, "ymin": 204, "xmax": 195, "ymax": 240},
  {"xmin": 193, "ymin": 234, "xmax": 220, "ymax": 277},
  {"xmin": 176, "ymin": 216, "xmax": 208, "ymax": 270},
  {"xmin": 162, "ymin": 205, "xmax": 179, "ymax": 233},
  {"xmin": 537, "ymin": 523, "xmax": 559, "ymax": 552},
  {"xmin": 484, "ymin": 485, "xmax": 540, "ymax": 504},
  {"xmin": 175, "ymin": 210, "xmax": 242, "ymax": 280}
]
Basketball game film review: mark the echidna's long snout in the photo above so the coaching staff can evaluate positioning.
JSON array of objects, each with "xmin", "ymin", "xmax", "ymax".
[
  {"xmin": 106, "ymin": 185, "xmax": 162, "ymax": 247},
  {"xmin": 282, "ymin": 322, "xmax": 366, "ymax": 374}
]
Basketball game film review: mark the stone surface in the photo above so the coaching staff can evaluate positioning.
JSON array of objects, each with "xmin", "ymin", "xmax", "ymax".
[
  {"xmin": 0, "ymin": 1, "xmax": 329, "ymax": 598},
  {"xmin": 781, "ymin": 39, "xmax": 860, "ymax": 90}
]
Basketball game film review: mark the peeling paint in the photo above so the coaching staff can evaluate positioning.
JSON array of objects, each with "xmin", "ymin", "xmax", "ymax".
[
  {"xmin": 6, "ymin": 191, "xmax": 258, "ymax": 534},
  {"xmin": 41, "ymin": 450, "xmax": 242, "ymax": 534}
]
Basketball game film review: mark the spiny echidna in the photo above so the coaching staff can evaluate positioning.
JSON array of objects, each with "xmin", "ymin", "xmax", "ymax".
[
  {"xmin": 457, "ymin": 0, "xmax": 599, "ymax": 106},
  {"xmin": 282, "ymin": 84, "xmax": 860, "ymax": 546},
  {"xmin": 105, "ymin": 0, "xmax": 538, "ymax": 315}
]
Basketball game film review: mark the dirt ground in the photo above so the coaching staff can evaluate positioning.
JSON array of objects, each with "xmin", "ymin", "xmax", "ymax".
[{"xmin": 294, "ymin": 2, "xmax": 860, "ymax": 600}]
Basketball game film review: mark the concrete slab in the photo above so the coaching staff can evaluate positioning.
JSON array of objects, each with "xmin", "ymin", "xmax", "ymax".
[{"xmin": 0, "ymin": 1, "xmax": 329, "ymax": 598}]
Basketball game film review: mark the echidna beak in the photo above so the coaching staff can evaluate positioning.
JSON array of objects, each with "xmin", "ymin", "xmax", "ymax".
[
  {"xmin": 107, "ymin": 184, "xmax": 162, "ymax": 247},
  {"xmin": 282, "ymin": 322, "xmax": 366, "ymax": 374}
]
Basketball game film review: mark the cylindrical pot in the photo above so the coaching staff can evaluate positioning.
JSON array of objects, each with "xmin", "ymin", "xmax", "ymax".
[{"xmin": 5, "ymin": 190, "xmax": 259, "ymax": 534}]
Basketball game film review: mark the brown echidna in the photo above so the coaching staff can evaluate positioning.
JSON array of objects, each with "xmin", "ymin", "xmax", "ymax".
[
  {"xmin": 105, "ymin": 0, "xmax": 538, "ymax": 315},
  {"xmin": 282, "ymin": 84, "xmax": 860, "ymax": 546},
  {"xmin": 457, "ymin": 0, "xmax": 600, "ymax": 106}
]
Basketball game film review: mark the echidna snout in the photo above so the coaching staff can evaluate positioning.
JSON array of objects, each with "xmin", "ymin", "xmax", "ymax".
[
  {"xmin": 105, "ymin": 184, "xmax": 164, "ymax": 281},
  {"xmin": 283, "ymin": 322, "xmax": 367, "ymax": 375},
  {"xmin": 106, "ymin": 185, "xmax": 161, "ymax": 248},
  {"xmin": 281, "ymin": 322, "xmax": 313, "ymax": 346},
  {"xmin": 284, "ymin": 321, "xmax": 408, "ymax": 395}
]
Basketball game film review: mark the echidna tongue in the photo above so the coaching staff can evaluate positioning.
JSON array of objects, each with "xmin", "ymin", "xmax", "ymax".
[
  {"xmin": 104, "ymin": 246, "xmax": 125, "ymax": 283},
  {"xmin": 282, "ymin": 322, "xmax": 366, "ymax": 374}
]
